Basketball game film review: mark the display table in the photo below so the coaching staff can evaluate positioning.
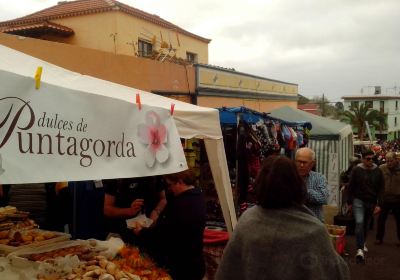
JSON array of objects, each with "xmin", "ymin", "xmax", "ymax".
[
  {"xmin": 0, "ymin": 257, "xmax": 36, "ymax": 280},
  {"xmin": 2, "ymin": 238, "xmax": 171, "ymax": 280}
]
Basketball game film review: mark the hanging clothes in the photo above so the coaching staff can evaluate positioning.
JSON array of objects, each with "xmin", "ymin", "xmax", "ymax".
[{"xmin": 236, "ymin": 122, "xmax": 250, "ymax": 204}]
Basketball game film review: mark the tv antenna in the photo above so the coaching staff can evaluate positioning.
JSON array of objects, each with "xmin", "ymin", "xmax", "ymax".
[{"xmin": 109, "ymin": 33, "xmax": 118, "ymax": 54}]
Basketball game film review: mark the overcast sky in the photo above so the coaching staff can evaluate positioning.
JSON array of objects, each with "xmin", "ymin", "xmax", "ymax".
[{"xmin": 1, "ymin": 0, "xmax": 399, "ymax": 102}]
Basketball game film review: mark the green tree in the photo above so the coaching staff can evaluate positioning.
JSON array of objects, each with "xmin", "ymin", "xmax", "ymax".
[
  {"xmin": 375, "ymin": 111, "xmax": 388, "ymax": 135},
  {"xmin": 310, "ymin": 96, "xmax": 336, "ymax": 117},
  {"xmin": 340, "ymin": 103, "xmax": 386, "ymax": 140},
  {"xmin": 298, "ymin": 94, "xmax": 310, "ymax": 105},
  {"xmin": 299, "ymin": 95, "xmax": 342, "ymax": 119}
]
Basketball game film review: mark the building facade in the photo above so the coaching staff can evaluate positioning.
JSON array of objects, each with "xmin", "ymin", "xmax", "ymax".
[
  {"xmin": 342, "ymin": 93, "xmax": 400, "ymax": 140},
  {"xmin": 0, "ymin": 0, "xmax": 210, "ymax": 64},
  {"xmin": 195, "ymin": 64, "xmax": 298, "ymax": 111},
  {"xmin": 0, "ymin": 0, "xmax": 298, "ymax": 112},
  {"xmin": 0, "ymin": 32, "xmax": 196, "ymax": 104}
]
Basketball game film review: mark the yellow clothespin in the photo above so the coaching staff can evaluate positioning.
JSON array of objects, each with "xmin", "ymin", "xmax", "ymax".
[{"xmin": 35, "ymin": 66, "xmax": 43, "ymax": 90}]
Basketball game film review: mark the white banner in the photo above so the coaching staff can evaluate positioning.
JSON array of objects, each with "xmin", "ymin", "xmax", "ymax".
[
  {"xmin": 0, "ymin": 71, "xmax": 187, "ymax": 184},
  {"xmin": 327, "ymin": 153, "xmax": 339, "ymax": 205}
]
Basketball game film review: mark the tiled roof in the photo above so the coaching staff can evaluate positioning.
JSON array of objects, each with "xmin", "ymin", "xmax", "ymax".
[
  {"xmin": 2, "ymin": 21, "xmax": 74, "ymax": 36},
  {"xmin": 298, "ymin": 104, "xmax": 319, "ymax": 110},
  {"xmin": 0, "ymin": 0, "xmax": 210, "ymax": 43}
]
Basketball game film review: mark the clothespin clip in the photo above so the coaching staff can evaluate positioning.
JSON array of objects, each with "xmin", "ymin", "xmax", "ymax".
[
  {"xmin": 35, "ymin": 66, "xmax": 43, "ymax": 90},
  {"xmin": 136, "ymin": 93, "xmax": 141, "ymax": 110},
  {"xmin": 170, "ymin": 103, "xmax": 175, "ymax": 115}
]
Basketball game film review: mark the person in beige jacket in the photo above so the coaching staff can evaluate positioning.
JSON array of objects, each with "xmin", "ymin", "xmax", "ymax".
[{"xmin": 376, "ymin": 152, "xmax": 400, "ymax": 246}]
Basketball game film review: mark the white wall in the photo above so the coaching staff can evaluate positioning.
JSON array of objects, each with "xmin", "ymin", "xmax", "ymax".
[{"xmin": 343, "ymin": 98, "xmax": 400, "ymax": 133}]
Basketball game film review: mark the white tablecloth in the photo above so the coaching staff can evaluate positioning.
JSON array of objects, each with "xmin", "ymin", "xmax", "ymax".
[{"xmin": 0, "ymin": 257, "xmax": 37, "ymax": 280}]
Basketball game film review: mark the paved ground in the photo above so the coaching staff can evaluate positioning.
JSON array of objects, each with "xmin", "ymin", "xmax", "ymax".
[{"xmin": 343, "ymin": 214, "xmax": 400, "ymax": 280}]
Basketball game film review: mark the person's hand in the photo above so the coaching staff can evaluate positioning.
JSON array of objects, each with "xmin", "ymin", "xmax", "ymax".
[
  {"xmin": 129, "ymin": 199, "xmax": 144, "ymax": 216},
  {"xmin": 132, "ymin": 222, "xmax": 143, "ymax": 235},
  {"xmin": 373, "ymin": 206, "xmax": 381, "ymax": 215},
  {"xmin": 149, "ymin": 209, "xmax": 160, "ymax": 224}
]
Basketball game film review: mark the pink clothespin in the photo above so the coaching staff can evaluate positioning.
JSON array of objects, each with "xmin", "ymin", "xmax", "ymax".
[
  {"xmin": 136, "ymin": 93, "xmax": 141, "ymax": 110},
  {"xmin": 170, "ymin": 103, "xmax": 175, "ymax": 115}
]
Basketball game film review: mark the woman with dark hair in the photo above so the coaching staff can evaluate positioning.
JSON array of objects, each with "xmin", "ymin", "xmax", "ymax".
[
  {"xmin": 216, "ymin": 155, "xmax": 350, "ymax": 280},
  {"xmin": 254, "ymin": 155, "xmax": 306, "ymax": 209}
]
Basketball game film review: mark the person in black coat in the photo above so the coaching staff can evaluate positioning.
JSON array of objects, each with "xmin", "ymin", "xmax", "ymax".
[
  {"xmin": 103, "ymin": 176, "xmax": 166, "ymax": 243},
  {"xmin": 133, "ymin": 169, "xmax": 206, "ymax": 280}
]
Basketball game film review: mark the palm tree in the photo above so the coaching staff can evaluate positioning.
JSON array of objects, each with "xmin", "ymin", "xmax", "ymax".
[
  {"xmin": 340, "ymin": 103, "xmax": 386, "ymax": 140},
  {"xmin": 375, "ymin": 112, "xmax": 388, "ymax": 135}
]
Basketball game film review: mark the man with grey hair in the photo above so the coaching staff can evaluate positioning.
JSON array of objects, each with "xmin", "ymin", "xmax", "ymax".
[
  {"xmin": 376, "ymin": 151, "xmax": 400, "ymax": 246},
  {"xmin": 295, "ymin": 147, "xmax": 329, "ymax": 222}
]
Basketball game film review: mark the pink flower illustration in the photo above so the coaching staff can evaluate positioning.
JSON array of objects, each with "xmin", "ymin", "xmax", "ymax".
[{"xmin": 138, "ymin": 111, "xmax": 169, "ymax": 167}]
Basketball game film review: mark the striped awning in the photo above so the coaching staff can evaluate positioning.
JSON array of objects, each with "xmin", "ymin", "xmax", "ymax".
[
  {"xmin": 309, "ymin": 132, "xmax": 354, "ymax": 205},
  {"xmin": 309, "ymin": 134, "xmax": 353, "ymax": 179}
]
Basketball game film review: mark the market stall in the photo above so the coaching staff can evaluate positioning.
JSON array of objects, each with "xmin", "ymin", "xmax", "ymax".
[
  {"xmin": 214, "ymin": 106, "xmax": 311, "ymax": 215},
  {"xmin": 0, "ymin": 44, "xmax": 238, "ymax": 279},
  {"xmin": 0, "ymin": 44, "xmax": 236, "ymax": 234},
  {"xmin": 0, "ymin": 205, "xmax": 173, "ymax": 279},
  {"xmin": 269, "ymin": 105, "xmax": 354, "ymax": 205}
]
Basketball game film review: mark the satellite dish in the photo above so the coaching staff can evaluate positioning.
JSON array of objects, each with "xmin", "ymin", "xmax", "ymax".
[{"xmin": 335, "ymin": 102, "xmax": 344, "ymax": 111}]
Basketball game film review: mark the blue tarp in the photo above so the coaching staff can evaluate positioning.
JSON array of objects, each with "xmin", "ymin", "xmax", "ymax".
[{"xmin": 218, "ymin": 106, "xmax": 312, "ymax": 129}]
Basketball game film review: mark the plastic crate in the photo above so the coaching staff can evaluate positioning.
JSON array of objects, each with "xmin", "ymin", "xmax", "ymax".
[
  {"xmin": 203, "ymin": 229, "xmax": 228, "ymax": 280},
  {"xmin": 325, "ymin": 224, "xmax": 346, "ymax": 255}
]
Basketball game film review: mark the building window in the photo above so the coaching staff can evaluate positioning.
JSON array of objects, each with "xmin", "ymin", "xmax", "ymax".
[
  {"xmin": 186, "ymin": 52, "xmax": 197, "ymax": 63},
  {"xmin": 350, "ymin": 101, "xmax": 359, "ymax": 108},
  {"xmin": 138, "ymin": 39, "xmax": 152, "ymax": 57},
  {"xmin": 380, "ymin": 101, "xmax": 385, "ymax": 113},
  {"xmin": 396, "ymin": 101, "xmax": 398, "ymax": 110},
  {"xmin": 395, "ymin": 117, "xmax": 398, "ymax": 127},
  {"xmin": 365, "ymin": 101, "xmax": 373, "ymax": 109}
]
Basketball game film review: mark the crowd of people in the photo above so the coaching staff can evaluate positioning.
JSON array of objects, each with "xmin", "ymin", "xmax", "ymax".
[
  {"xmin": 217, "ymin": 143, "xmax": 400, "ymax": 279},
  {"xmin": 1, "ymin": 142, "xmax": 399, "ymax": 279},
  {"xmin": 342, "ymin": 142, "xmax": 400, "ymax": 263}
]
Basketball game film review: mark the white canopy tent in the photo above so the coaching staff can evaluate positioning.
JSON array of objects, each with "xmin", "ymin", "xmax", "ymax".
[{"xmin": 0, "ymin": 45, "xmax": 237, "ymax": 232}]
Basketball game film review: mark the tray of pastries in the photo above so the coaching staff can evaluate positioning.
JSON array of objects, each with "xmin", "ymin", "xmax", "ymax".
[
  {"xmin": 8, "ymin": 240, "xmax": 172, "ymax": 280},
  {"xmin": 0, "ymin": 205, "xmax": 38, "ymax": 232},
  {"xmin": 0, "ymin": 229, "xmax": 71, "ymax": 254},
  {"xmin": 9, "ymin": 239, "xmax": 106, "ymax": 263}
]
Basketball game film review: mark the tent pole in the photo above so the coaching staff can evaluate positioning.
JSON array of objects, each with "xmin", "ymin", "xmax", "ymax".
[
  {"xmin": 235, "ymin": 113, "xmax": 240, "ymax": 214},
  {"xmin": 204, "ymin": 138, "xmax": 237, "ymax": 233}
]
